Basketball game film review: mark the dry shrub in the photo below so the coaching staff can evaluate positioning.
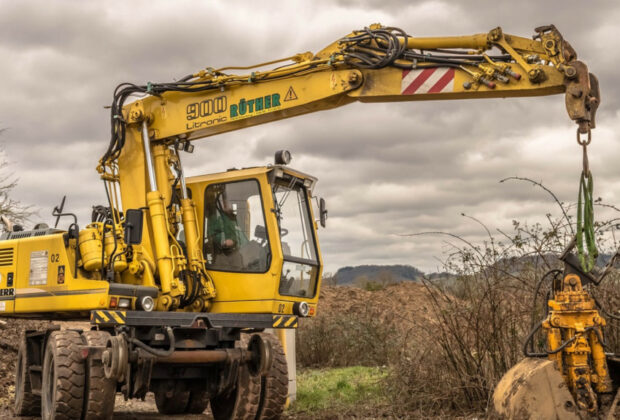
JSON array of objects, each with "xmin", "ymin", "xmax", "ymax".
[
  {"xmin": 593, "ymin": 273, "xmax": 620, "ymax": 351},
  {"xmin": 296, "ymin": 306, "xmax": 399, "ymax": 368},
  {"xmin": 297, "ymin": 179, "xmax": 620, "ymax": 417},
  {"xmin": 390, "ymin": 183, "xmax": 620, "ymax": 414}
]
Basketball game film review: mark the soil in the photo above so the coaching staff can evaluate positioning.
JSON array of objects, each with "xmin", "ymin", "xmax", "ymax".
[
  {"xmin": 0, "ymin": 318, "xmax": 53, "ymax": 417},
  {"xmin": 315, "ymin": 282, "xmax": 447, "ymax": 330}
]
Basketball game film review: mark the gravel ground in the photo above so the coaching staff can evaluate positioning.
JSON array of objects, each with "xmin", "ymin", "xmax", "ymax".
[
  {"xmin": 3, "ymin": 394, "xmax": 213, "ymax": 419},
  {"xmin": 0, "ymin": 318, "xmax": 54, "ymax": 417}
]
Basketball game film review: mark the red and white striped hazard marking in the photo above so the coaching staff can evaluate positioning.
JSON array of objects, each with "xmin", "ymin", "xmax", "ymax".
[{"xmin": 401, "ymin": 68, "xmax": 455, "ymax": 95}]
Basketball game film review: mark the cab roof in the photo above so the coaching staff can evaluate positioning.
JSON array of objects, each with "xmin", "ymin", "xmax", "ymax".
[{"xmin": 186, "ymin": 165, "xmax": 317, "ymax": 185}]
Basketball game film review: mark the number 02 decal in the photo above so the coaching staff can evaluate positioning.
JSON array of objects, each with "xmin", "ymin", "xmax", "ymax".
[{"xmin": 50, "ymin": 253, "xmax": 60, "ymax": 263}]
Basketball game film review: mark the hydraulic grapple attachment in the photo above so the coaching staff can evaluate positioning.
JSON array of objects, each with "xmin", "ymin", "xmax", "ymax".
[{"xmin": 492, "ymin": 242, "xmax": 620, "ymax": 419}]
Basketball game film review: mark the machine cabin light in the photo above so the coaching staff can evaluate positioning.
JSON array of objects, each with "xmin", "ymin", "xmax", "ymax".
[
  {"xmin": 294, "ymin": 301, "xmax": 310, "ymax": 317},
  {"xmin": 275, "ymin": 150, "xmax": 292, "ymax": 165},
  {"xmin": 138, "ymin": 295, "xmax": 155, "ymax": 312}
]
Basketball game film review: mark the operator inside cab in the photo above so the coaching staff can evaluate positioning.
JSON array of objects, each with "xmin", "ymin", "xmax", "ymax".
[{"xmin": 204, "ymin": 181, "xmax": 270, "ymax": 272}]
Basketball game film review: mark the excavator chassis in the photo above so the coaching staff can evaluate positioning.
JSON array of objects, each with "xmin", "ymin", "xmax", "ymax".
[{"xmin": 14, "ymin": 311, "xmax": 291, "ymax": 419}]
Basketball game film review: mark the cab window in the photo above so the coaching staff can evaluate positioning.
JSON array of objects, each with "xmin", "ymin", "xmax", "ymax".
[
  {"xmin": 272, "ymin": 177, "xmax": 319, "ymax": 298},
  {"xmin": 203, "ymin": 180, "xmax": 271, "ymax": 273}
]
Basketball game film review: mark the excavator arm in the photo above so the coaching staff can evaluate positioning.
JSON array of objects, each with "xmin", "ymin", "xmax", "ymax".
[
  {"xmin": 99, "ymin": 25, "xmax": 604, "ymax": 300},
  {"xmin": 117, "ymin": 24, "xmax": 598, "ymax": 143},
  {"xmin": 98, "ymin": 24, "xmax": 600, "ymax": 314}
]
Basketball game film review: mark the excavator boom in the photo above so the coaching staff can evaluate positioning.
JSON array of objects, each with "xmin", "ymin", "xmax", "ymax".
[
  {"xmin": 116, "ymin": 24, "xmax": 598, "ymax": 146},
  {"xmin": 108, "ymin": 27, "xmax": 600, "ymax": 305}
]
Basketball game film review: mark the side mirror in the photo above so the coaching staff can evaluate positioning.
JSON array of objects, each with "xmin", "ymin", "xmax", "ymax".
[
  {"xmin": 319, "ymin": 198, "xmax": 328, "ymax": 228},
  {"xmin": 124, "ymin": 209, "xmax": 144, "ymax": 245}
]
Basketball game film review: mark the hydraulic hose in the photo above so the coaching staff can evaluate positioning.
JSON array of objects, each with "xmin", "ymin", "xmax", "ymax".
[{"xmin": 127, "ymin": 326, "xmax": 175, "ymax": 357}]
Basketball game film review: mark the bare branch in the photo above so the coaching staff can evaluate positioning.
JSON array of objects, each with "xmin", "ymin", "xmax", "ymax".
[{"xmin": 499, "ymin": 176, "xmax": 574, "ymax": 235}]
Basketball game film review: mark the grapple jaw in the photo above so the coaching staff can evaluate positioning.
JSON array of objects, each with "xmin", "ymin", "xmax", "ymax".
[{"xmin": 491, "ymin": 358, "xmax": 582, "ymax": 420}]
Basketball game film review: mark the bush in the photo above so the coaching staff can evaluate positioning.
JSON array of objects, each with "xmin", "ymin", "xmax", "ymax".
[
  {"xmin": 389, "ymin": 196, "xmax": 620, "ymax": 414},
  {"xmin": 296, "ymin": 307, "xmax": 400, "ymax": 368}
]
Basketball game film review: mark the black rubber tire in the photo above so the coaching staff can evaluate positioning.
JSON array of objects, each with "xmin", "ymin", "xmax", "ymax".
[
  {"xmin": 154, "ymin": 383, "xmax": 191, "ymax": 415},
  {"xmin": 81, "ymin": 330, "xmax": 116, "ymax": 420},
  {"xmin": 255, "ymin": 333, "xmax": 288, "ymax": 420},
  {"xmin": 41, "ymin": 330, "xmax": 85, "ymax": 420},
  {"xmin": 14, "ymin": 336, "xmax": 41, "ymax": 416},
  {"xmin": 186, "ymin": 387, "xmax": 211, "ymax": 414},
  {"xmin": 210, "ymin": 364, "xmax": 261, "ymax": 420}
]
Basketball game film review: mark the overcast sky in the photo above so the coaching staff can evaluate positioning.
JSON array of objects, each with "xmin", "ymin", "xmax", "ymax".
[{"xmin": 1, "ymin": 0, "xmax": 619, "ymax": 274}]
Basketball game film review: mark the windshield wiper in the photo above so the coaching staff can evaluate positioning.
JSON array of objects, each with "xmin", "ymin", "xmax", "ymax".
[{"xmin": 273, "ymin": 178, "xmax": 297, "ymax": 214}]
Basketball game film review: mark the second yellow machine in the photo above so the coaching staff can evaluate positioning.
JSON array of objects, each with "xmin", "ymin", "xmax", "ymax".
[{"xmin": 1, "ymin": 23, "xmax": 610, "ymax": 419}]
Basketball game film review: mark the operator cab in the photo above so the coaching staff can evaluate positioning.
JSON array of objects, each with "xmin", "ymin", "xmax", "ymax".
[{"xmin": 185, "ymin": 151, "xmax": 324, "ymax": 317}]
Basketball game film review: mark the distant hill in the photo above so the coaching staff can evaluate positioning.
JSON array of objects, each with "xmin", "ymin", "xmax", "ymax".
[
  {"xmin": 330, "ymin": 252, "xmax": 616, "ymax": 288},
  {"xmin": 332, "ymin": 264, "xmax": 424, "ymax": 285}
]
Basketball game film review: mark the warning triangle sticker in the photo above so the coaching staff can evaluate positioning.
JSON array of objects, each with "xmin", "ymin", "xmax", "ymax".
[{"xmin": 284, "ymin": 86, "xmax": 298, "ymax": 101}]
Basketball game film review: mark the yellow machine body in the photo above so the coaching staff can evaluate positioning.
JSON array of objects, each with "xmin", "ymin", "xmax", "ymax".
[
  {"xmin": 0, "ymin": 24, "xmax": 598, "ymax": 321},
  {"xmin": 0, "ymin": 233, "xmax": 109, "ymax": 315},
  {"xmin": 0, "ymin": 23, "xmax": 607, "ymax": 396},
  {"xmin": 0, "ymin": 23, "xmax": 599, "ymax": 327},
  {"xmin": 0, "ymin": 165, "xmax": 322, "ymax": 319}
]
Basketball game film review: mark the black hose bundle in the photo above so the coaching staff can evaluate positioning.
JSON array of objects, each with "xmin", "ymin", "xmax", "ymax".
[
  {"xmin": 339, "ymin": 26, "xmax": 513, "ymax": 70},
  {"xmin": 339, "ymin": 26, "xmax": 409, "ymax": 69},
  {"xmin": 102, "ymin": 79, "xmax": 225, "ymax": 166}
]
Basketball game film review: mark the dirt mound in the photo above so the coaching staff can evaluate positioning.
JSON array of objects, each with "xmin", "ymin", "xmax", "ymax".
[
  {"xmin": 0, "ymin": 318, "xmax": 54, "ymax": 415},
  {"xmin": 295, "ymin": 281, "xmax": 449, "ymax": 368},
  {"xmin": 315, "ymin": 281, "xmax": 444, "ymax": 329}
]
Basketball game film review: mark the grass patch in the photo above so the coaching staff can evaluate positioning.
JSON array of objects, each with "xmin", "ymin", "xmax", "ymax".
[{"xmin": 289, "ymin": 366, "xmax": 388, "ymax": 413}]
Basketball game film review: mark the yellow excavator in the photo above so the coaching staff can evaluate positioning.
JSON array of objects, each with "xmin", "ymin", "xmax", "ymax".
[{"xmin": 0, "ymin": 23, "xmax": 609, "ymax": 419}]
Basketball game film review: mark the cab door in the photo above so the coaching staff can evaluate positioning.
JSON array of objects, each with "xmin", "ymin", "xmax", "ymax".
[{"xmin": 189, "ymin": 172, "xmax": 284, "ymax": 314}]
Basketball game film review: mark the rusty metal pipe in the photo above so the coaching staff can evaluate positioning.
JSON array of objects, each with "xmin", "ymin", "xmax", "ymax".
[
  {"xmin": 406, "ymin": 33, "xmax": 490, "ymax": 50},
  {"xmin": 156, "ymin": 350, "xmax": 229, "ymax": 364},
  {"xmin": 156, "ymin": 348, "xmax": 252, "ymax": 364}
]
